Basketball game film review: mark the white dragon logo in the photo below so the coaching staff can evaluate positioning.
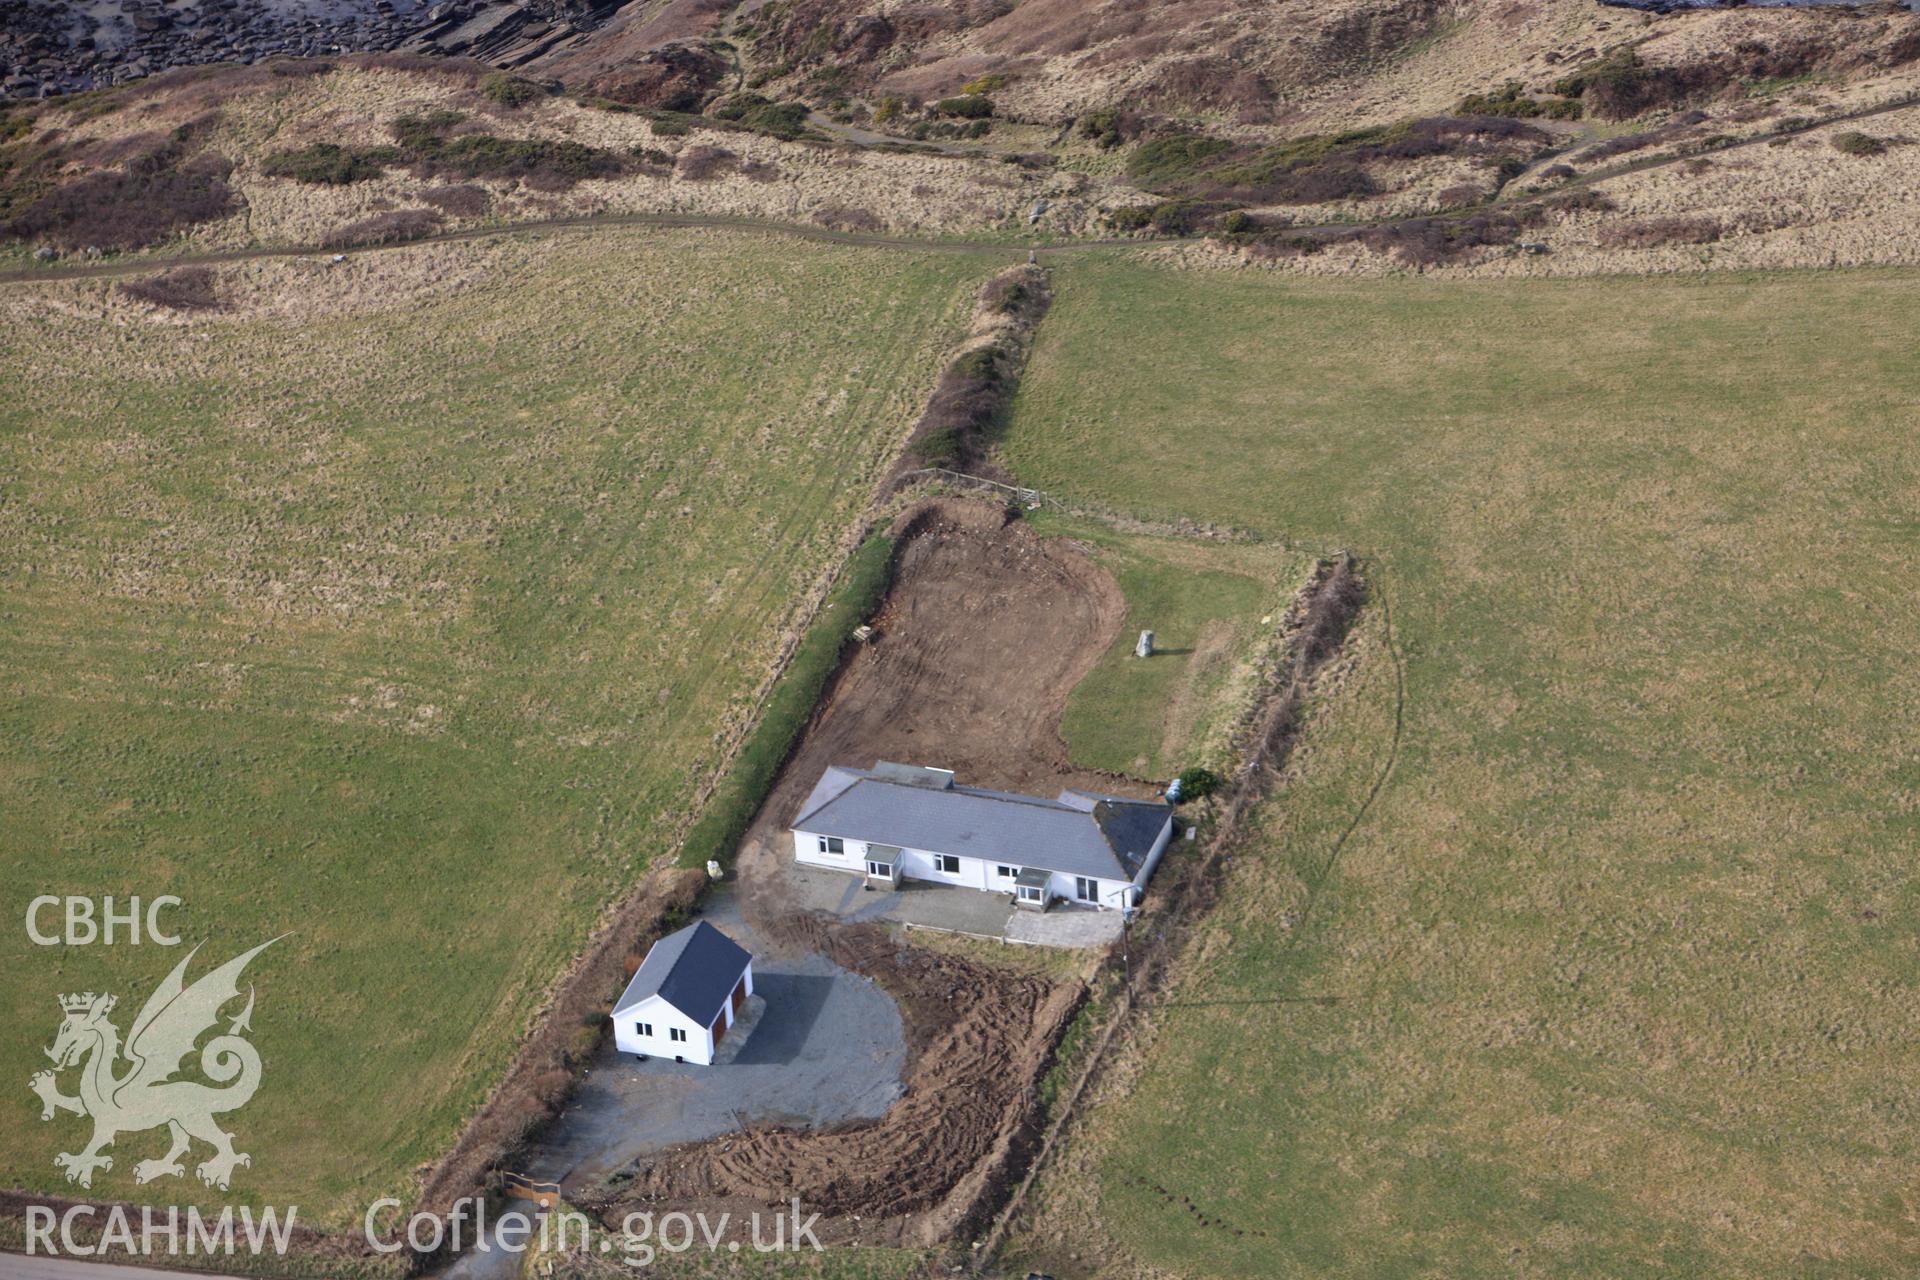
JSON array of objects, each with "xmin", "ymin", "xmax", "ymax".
[{"xmin": 29, "ymin": 939, "xmax": 278, "ymax": 1191}]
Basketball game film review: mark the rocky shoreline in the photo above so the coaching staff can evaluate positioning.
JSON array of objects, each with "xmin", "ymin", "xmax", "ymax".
[{"xmin": 0, "ymin": 0, "xmax": 618, "ymax": 100}]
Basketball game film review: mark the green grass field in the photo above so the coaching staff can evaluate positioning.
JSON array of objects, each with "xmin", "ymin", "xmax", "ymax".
[
  {"xmin": 1031, "ymin": 512, "xmax": 1295, "ymax": 781},
  {"xmin": 0, "ymin": 229, "xmax": 984, "ymax": 1222},
  {"xmin": 1005, "ymin": 259, "xmax": 1920, "ymax": 1277}
]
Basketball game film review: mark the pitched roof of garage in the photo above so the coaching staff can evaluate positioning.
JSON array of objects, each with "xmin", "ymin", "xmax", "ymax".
[
  {"xmin": 613, "ymin": 920, "xmax": 752, "ymax": 1025},
  {"xmin": 793, "ymin": 764, "xmax": 1172, "ymax": 882}
]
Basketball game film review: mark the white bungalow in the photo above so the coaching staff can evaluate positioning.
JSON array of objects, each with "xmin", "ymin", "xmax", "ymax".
[
  {"xmin": 612, "ymin": 920, "xmax": 754, "ymax": 1066},
  {"xmin": 791, "ymin": 762, "xmax": 1175, "ymax": 912}
]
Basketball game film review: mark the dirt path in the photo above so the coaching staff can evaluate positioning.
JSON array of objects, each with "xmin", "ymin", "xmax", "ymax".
[
  {"xmin": 0, "ymin": 212, "xmax": 1111, "ymax": 287},
  {"xmin": 1493, "ymin": 87, "xmax": 1920, "ymax": 204}
]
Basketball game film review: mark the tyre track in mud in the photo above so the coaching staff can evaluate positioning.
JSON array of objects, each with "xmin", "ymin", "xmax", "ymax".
[{"xmin": 598, "ymin": 916, "xmax": 1082, "ymax": 1244}]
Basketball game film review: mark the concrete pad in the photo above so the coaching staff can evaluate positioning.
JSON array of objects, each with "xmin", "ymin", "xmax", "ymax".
[
  {"xmin": 1004, "ymin": 906, "xmax": 1125, "ymax": 949},
  {"xmin": 771, "ymin": 850, "xmax": 1125, "ymax": 948},
  {"xmin": 778, "ymin": 856, "xmax": 1018, "ymax": 936}
]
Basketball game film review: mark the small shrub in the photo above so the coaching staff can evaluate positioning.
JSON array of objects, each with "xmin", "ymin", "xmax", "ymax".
[
  {"xmin": 1076, "ymin": 108, "xmax": 1139, "ymax": 149},
  {"xmin": 389, "ymin": 109, "xmax": 466, "ymax": 151},
  {"xmin": 960, "ymin": 73, "xmax": 1008, "ymax": 95},
  {"xmin": 676, "ymin": 145, "xmax": 736, "ymax": 180},
  {"xmin": 812, "ymin": 202, "xmax": 882, "ymax": 232},
  {"xmin": 1175, "ymin": 767, "xmax": 1222, "ymax": 802},
  {"xmin": 320, "ymin": 208, "xmax": 442, "ymax": 249},
  {"xmin": 0, "ymin": 109, "xmax": 33, "ymax": 145},
  {"xmin": 713, "ymin": 95, "xmax": 811, "ymax": 139},
  {"xmin": 915, "ymin": 425, "xmax": 963, "ymax": 466},
  {"xmin": 480, "ymin": 72, "xmax": 554, "ymax": 108},
  {"xmin": 262, "ymin": 142, "xmax": 390, "ymax": 185},
  {"xmin": 805, "ymin": 63, "xmax": 850, "ymax": 98},
  {"xmin": 1127, "ymin": 133, "xmax": 1232, "ymax": 187},
  {"xmin": 118, "ymin": 265, "xmax": 221, "ymax": 311},
  {"xmin": 1456, "ymin": 83, "xmax": 1584, "ymax": 122},
  {"xmin": 417, "ymin": 183, "xmax": 490, "ymax": 216},
  {"xmin": 933, "ymin": 94, "xmax": 994, "ymax": 119},
  {"xmin": 908, "ymin": 341, "xmax": 1015, "ymax": 468},
  {"xmin": 562, "ymin": 1024, "xmax": 601, "ymax": 1070},
  {"xmin": 1599, "ymin": 216, "xmax": 1723, "ymax": 248},
  {"xmin": 1550, "ymin": 187, "xmax": 1616, "ymax": 213},
  {"xmin": 1832, "ymin": 130, "xmax": 1886, "ymax": 156},
  {"xmin": 1219, "ymin": 209, "xmax": 1254, "ymax": 234},
  {"xmin": 1456, "ymin": 82, "xmax": 1542, "ymax": 118},
  {"xmin": 418, "ymin": 136, "xmax": 625, "ymax": 188},
  {"xmin": 981, "ymin": 274, "xmax": 1032, "ymax": 314},
  {"xmin": 874, "ymin": 96, "xmax": 906, "ymax": 123},
  {"xmin": 1347, "ymin": 206, "xmax": 1544, "ymax": 268},
  {"xmin": 267, "ymin": 57, "xmax": 336, "ymax": 79}
]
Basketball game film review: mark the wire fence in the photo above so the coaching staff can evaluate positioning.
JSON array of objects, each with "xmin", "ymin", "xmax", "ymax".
[{"xmin": 896, "ymin": 466, "xmax": 1044, "ymax": 507}]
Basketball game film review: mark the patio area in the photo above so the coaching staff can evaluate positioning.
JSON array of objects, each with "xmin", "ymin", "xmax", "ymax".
[{"xmin": 773, "ymin": 855, "xmax": 1125, "ymax": 949}]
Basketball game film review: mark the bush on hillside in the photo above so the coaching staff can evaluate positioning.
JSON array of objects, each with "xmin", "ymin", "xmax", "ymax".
[
  {"xmin": 118, "ymin": 265, "xmax": 223, "ymax": 310},
  {"xmin": 5, "ymin": 141, "xmax": 239, "ymax": 251},
  {"xmin": 933, "ymin": 94, "xmax": 994, "ymax": 119},
  {"xmin": 1175, "ymin": 767, "xmax": 1222, "ymax": 802},
  {"xmin": 1832, "ymin": 130, "xmax": 1886, "ymax": 156},
  {"xmin": 480, "ymin": 72, "xmax": 556, "ymax": 108},
  {"xmin": 262, "ymin": 142, "xmax": 394, "ymax": 185}
]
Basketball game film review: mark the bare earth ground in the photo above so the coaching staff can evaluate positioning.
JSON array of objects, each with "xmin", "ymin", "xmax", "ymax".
[
  {"xmin": 743, "ymin": 495, "xmax": 1159, "ymax": 855},
  {"xmin": 600, "ymin": 915, "xmax": 1081, "ymax": 1248}
]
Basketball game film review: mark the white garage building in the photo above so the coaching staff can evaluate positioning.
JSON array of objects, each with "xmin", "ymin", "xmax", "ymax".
[
  {"xmin": 791, "ymin": 762, "xmax": 1175, "ymax": 911},
  {"xmin": 612, "ymin": 920, "xmax": 754, "ymax": 1066}
]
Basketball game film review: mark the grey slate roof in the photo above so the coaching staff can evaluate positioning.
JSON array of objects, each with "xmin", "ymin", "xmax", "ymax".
[
  {"xmin": 613, "ymin": 920, "xmax": 751, "ymax": 1025},
  {"xmin": 792, "ymin": 764, "xmax": 1173, "ymax": 882}
]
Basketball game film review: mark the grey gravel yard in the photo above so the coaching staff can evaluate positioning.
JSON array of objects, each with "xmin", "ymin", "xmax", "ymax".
[{"xmin": 521, "ymin": 892, "xmax": 907, "ymax": 1191}]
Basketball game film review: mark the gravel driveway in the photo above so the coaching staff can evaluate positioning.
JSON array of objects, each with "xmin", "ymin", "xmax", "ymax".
[{"xmin": 520, "ymin": 892, "xmax": 906, "ymax": 1191}]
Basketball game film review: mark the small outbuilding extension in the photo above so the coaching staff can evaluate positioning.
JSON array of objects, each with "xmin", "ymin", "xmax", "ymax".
[{"xmin": 612, "ymin": 920, "xmax": 755, "ymax": 1066}]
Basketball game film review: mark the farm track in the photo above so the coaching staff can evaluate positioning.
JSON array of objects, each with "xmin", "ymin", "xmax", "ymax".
[
  {"xmin": 5, "ymin": 87, "xmax": 1916, "ymax": 290},
  {"xmin": 0, "ymin": 213, "xmax": 1062, "ymax": 285}
]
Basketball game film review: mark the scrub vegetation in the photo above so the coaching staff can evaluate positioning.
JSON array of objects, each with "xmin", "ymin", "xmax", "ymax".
[
  {"xmin": 0, "ymin": 228, "xmax": 984, "ymax": 1223},
  {"xmin": 1002, "ymin": 257, "xmax": 1920, "ymax": 1278}
]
